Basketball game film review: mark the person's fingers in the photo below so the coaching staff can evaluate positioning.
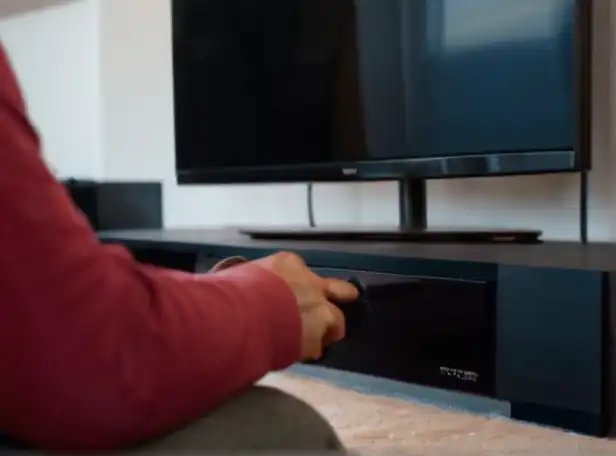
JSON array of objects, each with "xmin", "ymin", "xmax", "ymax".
[
  {"xmin": 304, "ymin": 341, "xmax": 322, "ymax": 361},
  {"xmin": 322, "ymin": 302, "xmax": 346, "ymax": 345},
  {"xmin": 306, "ymin": 301, "xmax": 341, "ymax": 358},
  {"xmin": 322, "ymin": 277, "xmax": 359, "ymax": 303}
]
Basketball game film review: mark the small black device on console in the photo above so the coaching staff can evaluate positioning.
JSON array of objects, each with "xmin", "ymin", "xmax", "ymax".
[
  {"xmin": 171, "ymin": 0, "xmax": 592, "ymax": 243},
  {"xmin": 62, "ymin": 179, "xmax": 163, "ymax": 231}
]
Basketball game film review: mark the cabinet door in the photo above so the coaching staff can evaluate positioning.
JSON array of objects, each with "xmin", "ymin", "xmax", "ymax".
[{"xmin": 312, "ymin": 267, "xmax": 495, "ymax": 396}]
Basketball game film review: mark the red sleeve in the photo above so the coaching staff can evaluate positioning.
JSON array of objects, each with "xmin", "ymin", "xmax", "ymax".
[{"xmin": 0, "ymin": 44, "xmax": 302, "ymax": 451}]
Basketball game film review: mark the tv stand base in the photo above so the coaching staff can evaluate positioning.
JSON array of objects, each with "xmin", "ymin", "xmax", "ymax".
[{"xmin": 240, "ymin": 226, "xmax": 543, "ymax": 244}]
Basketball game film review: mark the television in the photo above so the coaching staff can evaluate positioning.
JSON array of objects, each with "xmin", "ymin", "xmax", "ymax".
[{"xmin": 171, "ymin": 0, "xmax": 592, "ymax": 243}]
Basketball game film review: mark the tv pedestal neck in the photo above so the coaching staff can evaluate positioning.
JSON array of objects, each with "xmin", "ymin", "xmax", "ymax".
[{"xmin": 241, "ymin": 179, "xmax": 543, "ymax": 244}]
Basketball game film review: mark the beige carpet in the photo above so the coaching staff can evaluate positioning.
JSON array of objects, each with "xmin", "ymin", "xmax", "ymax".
[{"xmin": 260, "ymin": 372, "xmax": 616, "ymax": 454}]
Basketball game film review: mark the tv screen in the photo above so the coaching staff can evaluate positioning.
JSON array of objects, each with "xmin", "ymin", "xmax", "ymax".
[{"xmin": 172, "ymin": 0, "xmax": 590, "ymax": 184}]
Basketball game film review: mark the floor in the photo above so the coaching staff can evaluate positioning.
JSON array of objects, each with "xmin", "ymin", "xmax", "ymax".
[{"xmin": 260, "ymin": 369, "xmax": 616, "ymax": 454}]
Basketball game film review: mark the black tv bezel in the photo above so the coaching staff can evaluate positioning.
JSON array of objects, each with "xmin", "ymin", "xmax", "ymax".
[{"xmin": 174, "ymin": 0, "xmax": 592, "ymax": 186}]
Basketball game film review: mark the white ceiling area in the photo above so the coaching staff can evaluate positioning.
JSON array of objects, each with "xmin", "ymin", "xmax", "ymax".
[{"xmin": 0, "ymin": 0, "xmax": 71, "ymax": 19}]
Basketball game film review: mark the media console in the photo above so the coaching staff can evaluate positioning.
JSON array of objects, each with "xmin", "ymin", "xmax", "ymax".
[{"xmin": 98, "ymin": 228, "xmax": 616, "ymax": 437}]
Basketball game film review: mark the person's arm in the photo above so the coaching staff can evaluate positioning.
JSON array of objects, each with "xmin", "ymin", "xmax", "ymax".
[{"xmin": 0, "ymin": 45, "xmax": 301, "ymax": 451}]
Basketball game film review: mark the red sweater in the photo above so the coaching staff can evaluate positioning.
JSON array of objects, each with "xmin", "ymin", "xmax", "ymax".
[{"xmin": 0, "ymin": 44, "xmax": 301, "ymax": 450}]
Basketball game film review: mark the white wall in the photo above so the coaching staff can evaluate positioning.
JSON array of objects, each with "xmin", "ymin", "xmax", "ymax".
[
  {"xmin": 3, "ymin": 0, "xmax": 616, "ymax": 241},
  {"xmin": 0, "ymin": 0, "xmax": 71, "ymax": 18},
  {"xmin": 0, "ymin": 0, "xmax": 102, "ymax": 179}
]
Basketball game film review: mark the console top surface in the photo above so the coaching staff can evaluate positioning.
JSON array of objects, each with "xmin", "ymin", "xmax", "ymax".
[{"xmin": 97, "ymin": 228, "xmax": 616, "ymax": 271}]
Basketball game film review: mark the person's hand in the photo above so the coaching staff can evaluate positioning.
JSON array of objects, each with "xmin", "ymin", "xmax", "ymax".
[{"xmin": 254, "ymin": 252, "xmax": 359, "ymax": 361}]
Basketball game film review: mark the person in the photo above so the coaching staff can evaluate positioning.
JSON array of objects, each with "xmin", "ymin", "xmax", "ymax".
[{"xmin": 0, "ymin": 42, "xmax": 358, "ymax": 451}]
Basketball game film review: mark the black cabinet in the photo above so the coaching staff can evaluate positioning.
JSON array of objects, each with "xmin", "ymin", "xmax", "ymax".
[{"xmin": 100, "ymin": 229, "xmax": 616, "ymax": 437}]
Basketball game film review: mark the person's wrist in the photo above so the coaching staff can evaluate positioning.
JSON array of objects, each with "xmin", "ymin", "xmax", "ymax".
[{"xmin": 208, "ymin": 256, "xmax": 248, "ymax": 273}]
